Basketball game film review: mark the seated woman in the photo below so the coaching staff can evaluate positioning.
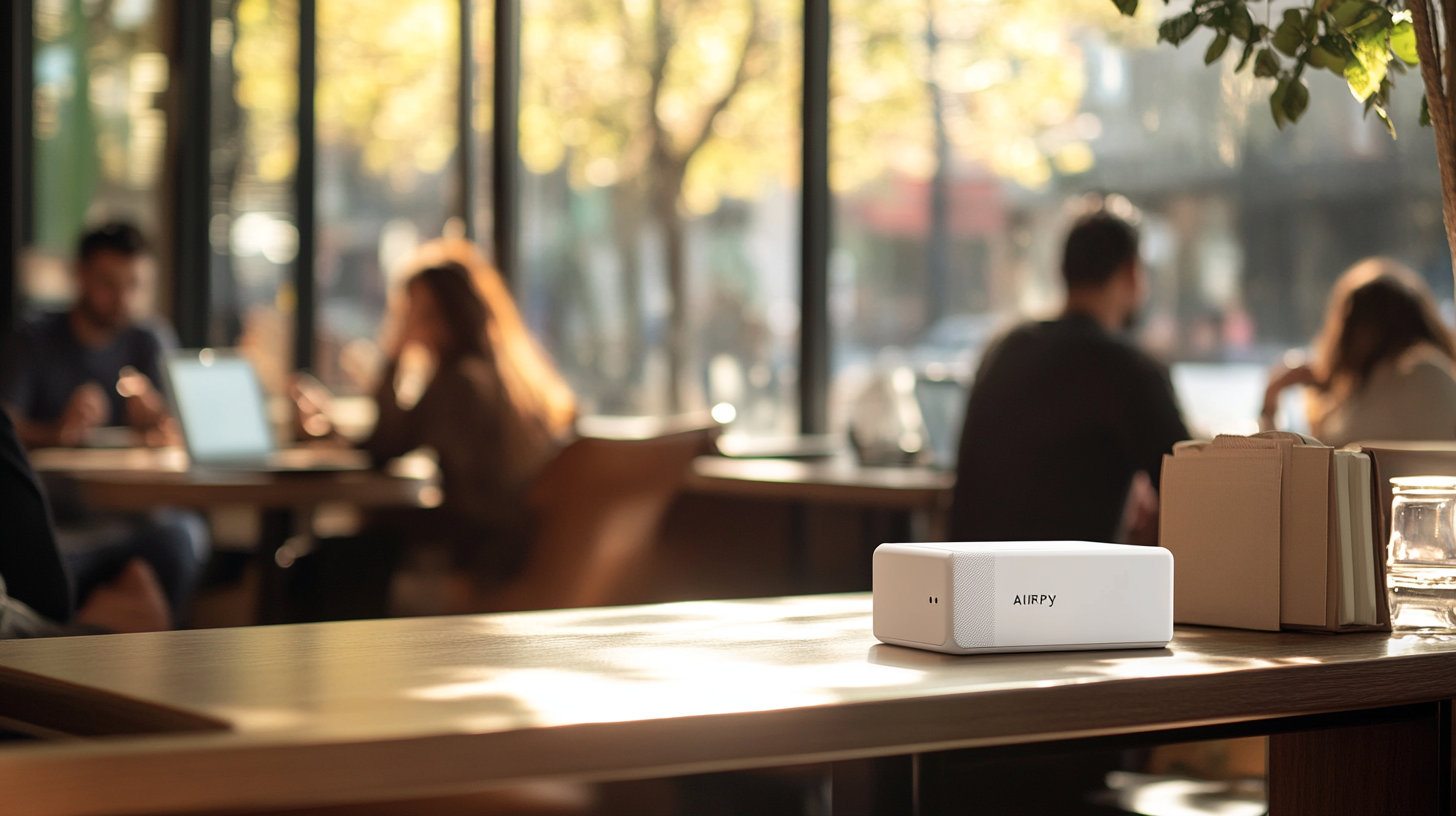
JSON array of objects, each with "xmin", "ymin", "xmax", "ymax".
[
  {"xmin": 301, "ymin": 240, "xmax": 577, "ymax": 599},
  {"xmin": 1262, "ymin": 257, "xmax": 1456, "ymax": 447}
]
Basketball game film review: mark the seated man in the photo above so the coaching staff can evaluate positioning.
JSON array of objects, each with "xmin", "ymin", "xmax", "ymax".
[
  {"xmin": 0, "ymin": 223, "xmax": 206, "ymax": 620},
  {"xmin": 950, "ymin": 211, "xmax": 1189, "ymax": 545},
  {"xmin": 0, "ymin": 407, "xmax": 169, "ymax": 637}
]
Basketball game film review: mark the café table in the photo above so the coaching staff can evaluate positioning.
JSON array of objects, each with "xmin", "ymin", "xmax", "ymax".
[
  {"xmin": 0, "ymin": 593, "xmax": 1449, "ymax": 815},
  {"xmin": 685, "ymin": 455, "xmax": 955, "ymax": 513},
  {"xmin": 28, "ymin": 446, "xmax": 434, "ymax": 623},
  {"xmin": 684, "ymin": 456, "xmax": 955, "ymax": 589}
]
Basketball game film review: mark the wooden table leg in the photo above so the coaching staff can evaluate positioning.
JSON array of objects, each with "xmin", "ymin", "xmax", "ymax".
[
  {"xmin": 1268, "ymin": 700, "xmax": 1452, "ymax": 815},
  {"xmin": 256, "ymin": 508, "xmax": 296, "ymax": 625}
]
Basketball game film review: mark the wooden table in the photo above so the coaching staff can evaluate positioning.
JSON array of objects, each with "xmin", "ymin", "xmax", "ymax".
[
  {"xmin": 29, "ymin": 447, "xmax": 433, "ymax": 623},
  {"xmin": 27, "ymin": 447, "xmax": 432, "ymax": 512},
  {"xmin": 684, "ymin": 457, "xmax": 955, "ymax": 590},
  {"xmin": 0, "ymin": 593, "xmax": 1451, "ymax": 815},
  {"xmin": 686, "ymin": 455, "xmax": 954, "ymax": 512}
]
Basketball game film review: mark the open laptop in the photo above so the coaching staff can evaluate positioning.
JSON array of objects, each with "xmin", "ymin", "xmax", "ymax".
[{"xmin": 165, "ymin": 349, "xmax": 367, "ymax": 472}]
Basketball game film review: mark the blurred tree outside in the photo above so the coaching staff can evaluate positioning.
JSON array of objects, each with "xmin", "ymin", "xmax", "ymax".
[{"xmin": 521, "ymin": 0, "xmax": 1151, "ymax": 410}]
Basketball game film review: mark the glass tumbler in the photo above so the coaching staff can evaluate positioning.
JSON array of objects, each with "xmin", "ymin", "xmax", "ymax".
[{"xmin": 1387, "ymin": 477, "xmax": 1456, "ymax": 632}]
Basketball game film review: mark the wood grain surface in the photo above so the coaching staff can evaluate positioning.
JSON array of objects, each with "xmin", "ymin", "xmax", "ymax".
[{"xmin": 1, "ymin": 594, "xmax": 1455, "ymax": 815}]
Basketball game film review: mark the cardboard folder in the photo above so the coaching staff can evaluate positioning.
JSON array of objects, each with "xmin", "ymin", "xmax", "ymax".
[{"xmin": 1159, "ymin": 432, "xmax": 1389, "ymax": 633}]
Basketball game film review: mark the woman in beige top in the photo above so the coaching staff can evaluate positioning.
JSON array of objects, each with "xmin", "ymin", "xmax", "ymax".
[
  {"xmin": 364, "ymin": 241, "xmax": 576, "ymax": 583},
  {"xmin": 1262, "ymin": 258, "xmax": 1456, "ymax": 448}
]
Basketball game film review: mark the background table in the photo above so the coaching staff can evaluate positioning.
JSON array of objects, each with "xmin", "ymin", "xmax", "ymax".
[
  {"xmin": 0, "ymin": 593, "xmax": 1451, "ymax": 815},
  {"xmin": 685, "ymin": 455, "xmax": 954, "ymax": 513},
  {"xmin": 670, "ymin": 456, "xmax": 955, "ymax": 597},
  {"xmin": 29, "ymin": 447, "xmax": 433, "ymax": 623}
]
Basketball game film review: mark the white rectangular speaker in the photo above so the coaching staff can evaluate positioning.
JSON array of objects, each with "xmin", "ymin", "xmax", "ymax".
[{"xmin": 872, "ymin": 541, "xmax": 1174, "ymax": 655}]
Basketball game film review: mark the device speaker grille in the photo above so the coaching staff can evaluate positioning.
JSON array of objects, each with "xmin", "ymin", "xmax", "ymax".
[{"xmin": 952, "ymin": 552, "xmax": 995, "ymax": 648}]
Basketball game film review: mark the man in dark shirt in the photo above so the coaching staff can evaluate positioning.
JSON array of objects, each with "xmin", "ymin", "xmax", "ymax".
[
  {"xmin": 0, "ymin": 223, "xmax": 204, "ymax": 620},
  {"xmin": 950, "ymin": 211, "xmax": 1189, "ymax": 545},
  {"xmin": 1, "ymin": 223, "xmax": 173, "ymax": 448}
]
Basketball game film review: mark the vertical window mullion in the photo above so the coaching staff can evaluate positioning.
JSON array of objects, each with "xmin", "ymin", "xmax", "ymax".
[
  {"xmin": 459, "ymin": 0, "xmax": 476, "ymax": 241},
  {"xmin": 294, "ymin": 0, "xmax": 317, "ymax": 372},
  {"xmin": 492, "ymin": 0, "xmax": 520, "ymax": 287},
  {"xmin": 172, "ymin": 0, "xmax": 212, "ymax": 348},
  {"xmin": 2, "ymin": 0, "xmax": 34, "ymax": 338},
  {"xmin": 800, "ymin": 0, "xmax": 830, "ymax": 434}
]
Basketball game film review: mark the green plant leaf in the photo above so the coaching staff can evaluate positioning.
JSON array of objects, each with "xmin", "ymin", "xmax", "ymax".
[
  {"xmin": 1371, "ymin": 104, "xmax": 1395, "ymax": 136},
  {"xmin": 1254, "ymin": 48, "xmax": 1282, "ymax": 78},
  {"xmin": 1283, "ymin": 77, "xmax": 1311, "ymax": 121},
  {"xmin": 1308, "ymin": 44, "xmax": 1347, "ymax": 72},
  {"xmin": 1273, "ymin": 20, "xmax": 1305, "ymax": 55},
  {"xmin": 1112, "ymin": 0, "xmax": 1139, "ymax": 17},
  {"xmin": 1282, "ymin": 8, "xmax": 1305, "ymax": 28},
  {"xmin": 1391, "ymin": 20, "xmax": 1419, "ymax": 63},
  {"xmin": 1159, "ymin": 11, "xmax": 1202, "ymax": 44},
  {"xmin": 1331, "ymin": 0, "xmax": 1366, "ymax": 26},
  {"xmin": 1271, "ymin": 78, "xmax": 1290, "ymax": 129},
  {"xmin": 1206, "ymin": 31, "xmax": 1231, "ymax": 63},
  {"xmin": 1230, "ymin": 5, "xmax": 1253, "ymax": 40},
  {"xmin": 1421, "ymin": 93, "xmax": 1432, "ymax": 126},
  {"xmin": 1236, "ymin": 39, "xmax": 1257, "ymax": 71},
  {"xmin": 1343, "ymin": 31, "xmax": 1390, "ymax": 100}
]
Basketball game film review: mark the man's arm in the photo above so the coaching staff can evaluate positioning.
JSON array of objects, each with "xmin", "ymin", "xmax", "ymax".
[
  {"xmin": 5, "ymin": 384, "xmax": 108, "ymax": 450},
  {"xmin": 1132, "ymin": 358, "xmax": 1191, "ymax": 486}
]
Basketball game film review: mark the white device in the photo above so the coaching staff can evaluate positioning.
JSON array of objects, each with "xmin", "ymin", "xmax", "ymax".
[{"xmin": 872, "ymin": 541, "xmax": 1173, "ymax": 655}]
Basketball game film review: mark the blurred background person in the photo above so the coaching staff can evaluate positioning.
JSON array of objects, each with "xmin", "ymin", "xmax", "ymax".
[
  {"xmin": 0, "ymin": 395, "xmax": 170, "ymax": 637},
  {"xmin": 296, "ymin": 239, "xmax": 577, "ymax": 607},
  {"xmin": 0, "ymin": 223, "xmax": 207, "ymax": 623},
  {"xmin": 951, "ymin": 211, "xmax": 1189, "ymax": 547},
  {"xmin": 1, "ymin": 223, "xmax": 174, "ymax": 448},
  {"xmin": 1261, "ymin": 258, "xmax": 1456, "ymax": 448}
]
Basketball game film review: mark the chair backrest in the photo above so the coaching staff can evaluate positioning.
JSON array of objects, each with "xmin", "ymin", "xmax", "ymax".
[{"xmin": 486, "ymin": 425, "xmax": 718, "ymax": 612}]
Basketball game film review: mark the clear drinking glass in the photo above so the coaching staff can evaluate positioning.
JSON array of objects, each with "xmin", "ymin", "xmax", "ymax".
[{"xmin": 1387, "ymin": 477, "xmax": 1456, "ymax": 632}]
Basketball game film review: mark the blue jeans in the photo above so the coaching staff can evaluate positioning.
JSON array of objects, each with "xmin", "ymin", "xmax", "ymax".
[{"xmin": 55, "ymin": 508, "xmax": 209, "ymax": 623}]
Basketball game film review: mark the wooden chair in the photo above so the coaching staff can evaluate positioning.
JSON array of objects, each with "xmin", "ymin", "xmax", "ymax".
[{"xmin": 455, "ymin": 423, "xmax": 719, "ymax": 614}]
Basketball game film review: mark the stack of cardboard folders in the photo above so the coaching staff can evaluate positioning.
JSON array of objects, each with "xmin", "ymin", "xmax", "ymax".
[{"xmin": 1159, "ymin": 431, "xmax": 1387, "ymax": 632}]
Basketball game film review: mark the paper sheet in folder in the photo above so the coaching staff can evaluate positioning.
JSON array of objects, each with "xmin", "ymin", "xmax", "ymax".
[{"xmin": 1158, "ymin": 432, "xmax": 1385, "ymax": 632}]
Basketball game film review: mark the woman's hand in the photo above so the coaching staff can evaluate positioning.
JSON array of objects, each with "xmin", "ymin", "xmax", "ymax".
[
  {"xmin": 1261, "ymin": 359, "xmax": 1317, "ymax": 430},
  {"xmin": 289, "ymin": 372, "xmax": 343, "ymax": 442}
]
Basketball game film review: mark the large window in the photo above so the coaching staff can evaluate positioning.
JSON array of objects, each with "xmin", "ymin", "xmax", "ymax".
[
  {"xmin": 313, "ymin": 0, "xmax": 460, "ymax": 394},
  {"xmin": 212, "ymin": 0, "xmax": 299, "ymax": 397},
  {"xmin": 829, "ymin": 0, "xmax": 1445, "ymax": 454},
  {"xmin": 518, "ymin": 0, "xmax": 803, "ymax": 433},
  {"xmin": 30, "ymin": 0, "xmax": 168, "ymax": 315},
  {"xmin": 15, "ymin": 0, "xmax": 1453, "ymax": 443}
]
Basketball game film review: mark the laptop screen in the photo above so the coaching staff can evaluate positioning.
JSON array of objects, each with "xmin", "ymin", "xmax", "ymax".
[{"xmin": 167, "ymin": 352, "xmax": 275, "ymax": 463}]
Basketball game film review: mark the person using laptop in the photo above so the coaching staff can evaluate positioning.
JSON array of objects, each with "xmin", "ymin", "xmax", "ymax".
[
  {"xmin": 0, "ymin": 223, "xmax": 176, "ymax": 449},
  {"xmin": 0, "ymin": 223, "xmax": 206, "ymax": 621},
  {"xmin": 950, "ymin": 210, "xmax": 1189, "ymax": 546}
]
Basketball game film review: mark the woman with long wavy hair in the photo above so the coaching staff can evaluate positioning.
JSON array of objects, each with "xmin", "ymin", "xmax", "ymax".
[
  {"xmin": 362, "ymin": 238, "xmax": 576, "ymax": 587},
  {"xmin": 1261, "ymin": 257, "xmax": 1456, "ymax": 447}
]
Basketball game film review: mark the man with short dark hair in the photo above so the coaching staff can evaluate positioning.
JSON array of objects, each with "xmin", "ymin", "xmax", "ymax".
[
  {"xmin": 0, "ymin": 223, "xmax": 204, "ymax": 621},
  {"xmin": 949, "ymin": 211, "xmax": 1189, "ymax": 545},
  {"xmin": 1, "ymin": 222, "xmax": 173, "ymax": 448}
]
